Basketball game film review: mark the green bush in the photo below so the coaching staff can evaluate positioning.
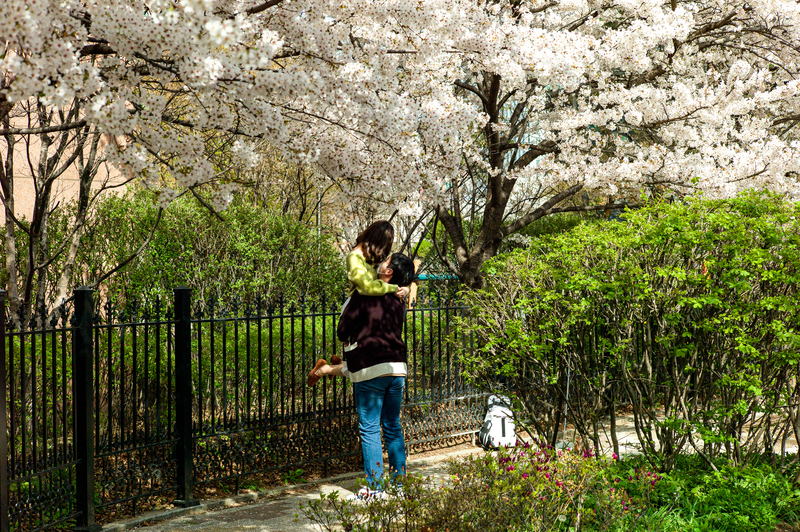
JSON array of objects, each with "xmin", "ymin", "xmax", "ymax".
[
  {"xmin": 459, "ymin": 191, "xmax": 800, "ymax": 473},
  {"xmin": 76, "ymin": 189, "xmax": 345, "ymax": 305},
  {"xmin": 1, "ymin": 188, "xmax": 346, "ymax": 309},
  {"xmin": 609, "ymin": 455, "xmax": 800, "ymax": 532},
  {"xmin": 301, "ymin": 446, "xmax": 800, "ymax": 532},
  {"xmin": 301, "ymin": 442, "xmax": 645, "ymax": 532}
]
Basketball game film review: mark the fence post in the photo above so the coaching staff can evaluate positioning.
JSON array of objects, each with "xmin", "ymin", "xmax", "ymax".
[
  {"xmin": 73, "ymin": 287, "xmax": 100, "ymax": 532},
  {"xmin": 0, "ymin": 291, "xmax": 9, "ymax": 532},
  {"xmin": 174, "ymin": 286, "xmax": 198, "ymax": 507}
]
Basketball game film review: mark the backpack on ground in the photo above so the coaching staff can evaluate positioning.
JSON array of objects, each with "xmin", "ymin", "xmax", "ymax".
[{"xmin": 477, "ymin": 394, "xmax": 516, "ymax": 450}]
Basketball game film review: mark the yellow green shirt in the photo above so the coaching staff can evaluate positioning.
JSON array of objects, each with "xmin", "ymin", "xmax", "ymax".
[{"xmin": 346, "ymin": 250, "xmax": 398, "ymax": 296}]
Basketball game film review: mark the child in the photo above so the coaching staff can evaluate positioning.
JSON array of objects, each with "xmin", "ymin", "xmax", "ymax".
[{"xmin": 307, "ymin": 220, "xmax": 409, "ymax": 386}]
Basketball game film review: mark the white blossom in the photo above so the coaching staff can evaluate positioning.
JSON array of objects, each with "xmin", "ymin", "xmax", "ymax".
[{"xmin": 1, "ymin": 0, "xmax": 799, "ymax": 213}]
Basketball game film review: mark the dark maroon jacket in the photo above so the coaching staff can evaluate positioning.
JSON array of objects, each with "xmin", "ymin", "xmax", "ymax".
[{"xmin": 336, "ymin": 292, "xmax": 408, "ymax": 374}]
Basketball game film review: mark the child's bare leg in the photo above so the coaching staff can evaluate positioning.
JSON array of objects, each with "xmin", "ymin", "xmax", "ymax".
[{"xmin": 317, "ymin": 363, "xmax": 345, "ymax": 378}]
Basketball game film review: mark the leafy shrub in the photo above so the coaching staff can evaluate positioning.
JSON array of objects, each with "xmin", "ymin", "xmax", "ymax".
[
  {"xmin": 79, "ymin": 189, "xmax": 346, "ymax": 304},
  {"xmin": 460, "ymin": 191, "xmax": 800, "ymax": 473},
  {"xmin": 301, "ymin": 446, "xmax": 800, "ymax": 532},
  {"xmin": 2, "ymin": 188, "xmax": 346, "ymax": 314},
  {"xmin": 301, "ymin": 441, "xmax": 648, "ymax": 532},
  {"xmin": 609, "ymin": 455, "xmax": 800, "ymax": 532},
  {"xmin": 5, "ymin": 188, "xmax": 346, "ymax": 309}
]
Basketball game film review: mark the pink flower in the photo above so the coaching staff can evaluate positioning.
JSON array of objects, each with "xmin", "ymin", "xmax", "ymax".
[
  {"xmin": 612, "ymin": 453, "xmax": 618, "ymax": 460},
  {"xmin": 522, "ymin": 473, "xmax": 529, "ymax": 479}
]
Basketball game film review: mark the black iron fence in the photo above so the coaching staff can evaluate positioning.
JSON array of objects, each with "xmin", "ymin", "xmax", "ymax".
[{"xmin": 0, "ymin": 286, "xmax": 484, "ymax": 532}]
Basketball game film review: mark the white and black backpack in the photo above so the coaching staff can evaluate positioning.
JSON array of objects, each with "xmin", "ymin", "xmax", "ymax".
[{"xmin": 477, "ymin": 395, "xmax": 516, "ymax": 450}]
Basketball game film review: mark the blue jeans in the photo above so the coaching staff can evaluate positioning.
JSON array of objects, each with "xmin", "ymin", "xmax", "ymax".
[{"xmin": 353, "ymin": 376, "xmax": 406, "ymax": 488}]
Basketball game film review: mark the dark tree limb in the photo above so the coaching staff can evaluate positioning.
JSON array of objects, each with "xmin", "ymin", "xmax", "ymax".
[
  {"xmin": 0, "ymin": 120, "xmax": 88, "ymax": 135},
  {"xmin": 500, "ymin": 182, "xmax": 585, "ymax": 237},
  {"xmin": 509, "ymin": 139, "xmax": 559, "ymax": 171},
  {"xmin": 244, "ymin": 0, "xmax": 285, "ymax": 15}
]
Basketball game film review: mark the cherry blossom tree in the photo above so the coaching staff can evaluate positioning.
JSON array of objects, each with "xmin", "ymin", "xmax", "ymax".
[
  {"xmin": 423, "ymin": 0, "xmax": 800, "ymax": 286},
  {"xmin": 3, "ymin": 0, "xmax": 800, "ymax": 288}
]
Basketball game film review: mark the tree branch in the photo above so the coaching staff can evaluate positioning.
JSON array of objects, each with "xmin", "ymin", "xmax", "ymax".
[
  {"xmin": 548, "ymin": 202, "xmax": 638, "ymax": 214},
  {"xmin": 244, "ymin": 0, "xmax": 284, "ymax": 15},
  {"xmin": 500, "ymin": 183, "xmax": 585, "ymax": 237},
  {"xmin": 399, "ymin": 208, "xmax": 433, "ymax": 257},
  {"xmin": 188, "ymin": 186, "xmax": 226, "ymax": 222},
  {"xmin": 531, "ymin": 2, "xmax": 557, "ymax": 14},
  {"xmin": 79, "ymin": 43, "xmax": 117, "ymax": 57},
  {"xmin": 509, "ymin": 139, "xmax": 559, "ymax": 171},
  {"xmin": 430, "ymin": 209, "xmax": 462, "ymax": 277},
  {"xmin": 773, "ymin": 114, "xmax": 800, "ymax": 126},
  {"xmin": 455, "ymin": 80, "xmax": 489, "ymax": 108},
  {"xmin": 0, "ymin": 120, "xmax": 88, "ymax": 135},
  {"xmin": 84, "ymin": 208, "xmax": 164, "ymax": 292},
  {"xmin": 686, "ymin": 11, "xmax": 737, "ymax": 42}
]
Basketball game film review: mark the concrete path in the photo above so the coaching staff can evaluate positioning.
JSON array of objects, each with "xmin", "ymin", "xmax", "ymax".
[{"xmin": 103, "ymin": 448, "xmax": 480, "ymax": 532}]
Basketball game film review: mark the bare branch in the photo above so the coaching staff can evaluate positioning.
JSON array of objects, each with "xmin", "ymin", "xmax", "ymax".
[
  {"xmin": 455, "ymin": 80, "xmax": 489, "ymax": 108},
  {"xmin": 686, "ymin": 11, "xmax": 737, "ymax": 42},
  {"xmin": 430, "ymin": 209, "xmax": 462, "ymax": 277},
  {"xmin": 84, "ymin": 208, "xmax": 164, "ymax": 292},
  {"xmin": 500, "ymin": 182, "xmax": 585, "ymax": 237},
  {"xmin": 399, "ymin": 208, "xmax": 434, "ymax": 256},
  {"xmin": 509, "ymin": 139, "xmax": 559, "ymax": 170},
  {"xmin": 548, "ymin": 202, "xmax": 638, "ymax": 214},
  {"xmin": 0, "ymin": 119, "xmax": 88, "ymax": 135},
  {"xmin": 244, "ymin": 0, "xmax": 284, "ymax": 15},
  {"xmin": 188, "ymin": 186, "xmax": 226, "ymax": 222},
  {"xmin": 773, "ymin": 114, "xmax": 800, "ymax": 126},
  {"xmin": 531, "ymin": 2, "xmax": 557, "ymax": 14},
  {"xmin": 78, "ymin": 43, "xmax": 117, "ymax": 57}
]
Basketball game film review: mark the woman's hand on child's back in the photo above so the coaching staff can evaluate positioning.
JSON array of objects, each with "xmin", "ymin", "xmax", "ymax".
[{"xmin": 396, "ymin": 286, "xmax": 410, "ymax": 299}]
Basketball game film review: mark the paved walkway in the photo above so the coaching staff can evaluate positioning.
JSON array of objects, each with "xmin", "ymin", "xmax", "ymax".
[{"xmin": 103, "ymin": 447, "xmax": 481, "ymax": 532}]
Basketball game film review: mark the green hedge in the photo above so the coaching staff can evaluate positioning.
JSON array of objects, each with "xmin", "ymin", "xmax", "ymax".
[
  {"xmin": 460, "ymin": 191, "xmax": 800, "ymax": 473},
  {"xmin": 1, "ymin": 188, "xmax": 346, "ymax": 310},
  {"xmin": 80, "ymin": 190, "xmax": 346, "ymax": 304}
]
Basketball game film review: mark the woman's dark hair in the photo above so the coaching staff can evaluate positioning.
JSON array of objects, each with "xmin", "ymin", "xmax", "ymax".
[
  {"xmin": 356, "ymin": 220, "xmax": 394, "ymax": 265},
  {"xmin": 388, "ymin": 253, "xmax": 417, "ymax": 287}
]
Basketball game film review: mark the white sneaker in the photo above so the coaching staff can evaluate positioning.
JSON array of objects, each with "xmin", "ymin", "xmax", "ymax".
[{"xmin": 346, "ymin": 487, "xmax": 390, "ymax": 501}]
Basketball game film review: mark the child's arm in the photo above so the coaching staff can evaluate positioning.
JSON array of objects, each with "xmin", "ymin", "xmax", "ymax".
[{"xmin": 347, "ymin": 252, "xmax": 398, "ymax": 295}]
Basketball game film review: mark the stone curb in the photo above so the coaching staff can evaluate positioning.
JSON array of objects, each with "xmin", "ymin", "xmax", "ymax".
[{"xmin": 101, "ymin": 446, "xmax": 482, "ymax": 532}]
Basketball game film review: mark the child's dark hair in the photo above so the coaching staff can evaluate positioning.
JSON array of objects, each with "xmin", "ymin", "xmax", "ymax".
[
  {"xmin": 356, "ymin": 220, "xmax": 394, "ymax": 265},
  {"xmin": 388, "ymin": 253, "xmax": 416, "ymax": 287}
]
